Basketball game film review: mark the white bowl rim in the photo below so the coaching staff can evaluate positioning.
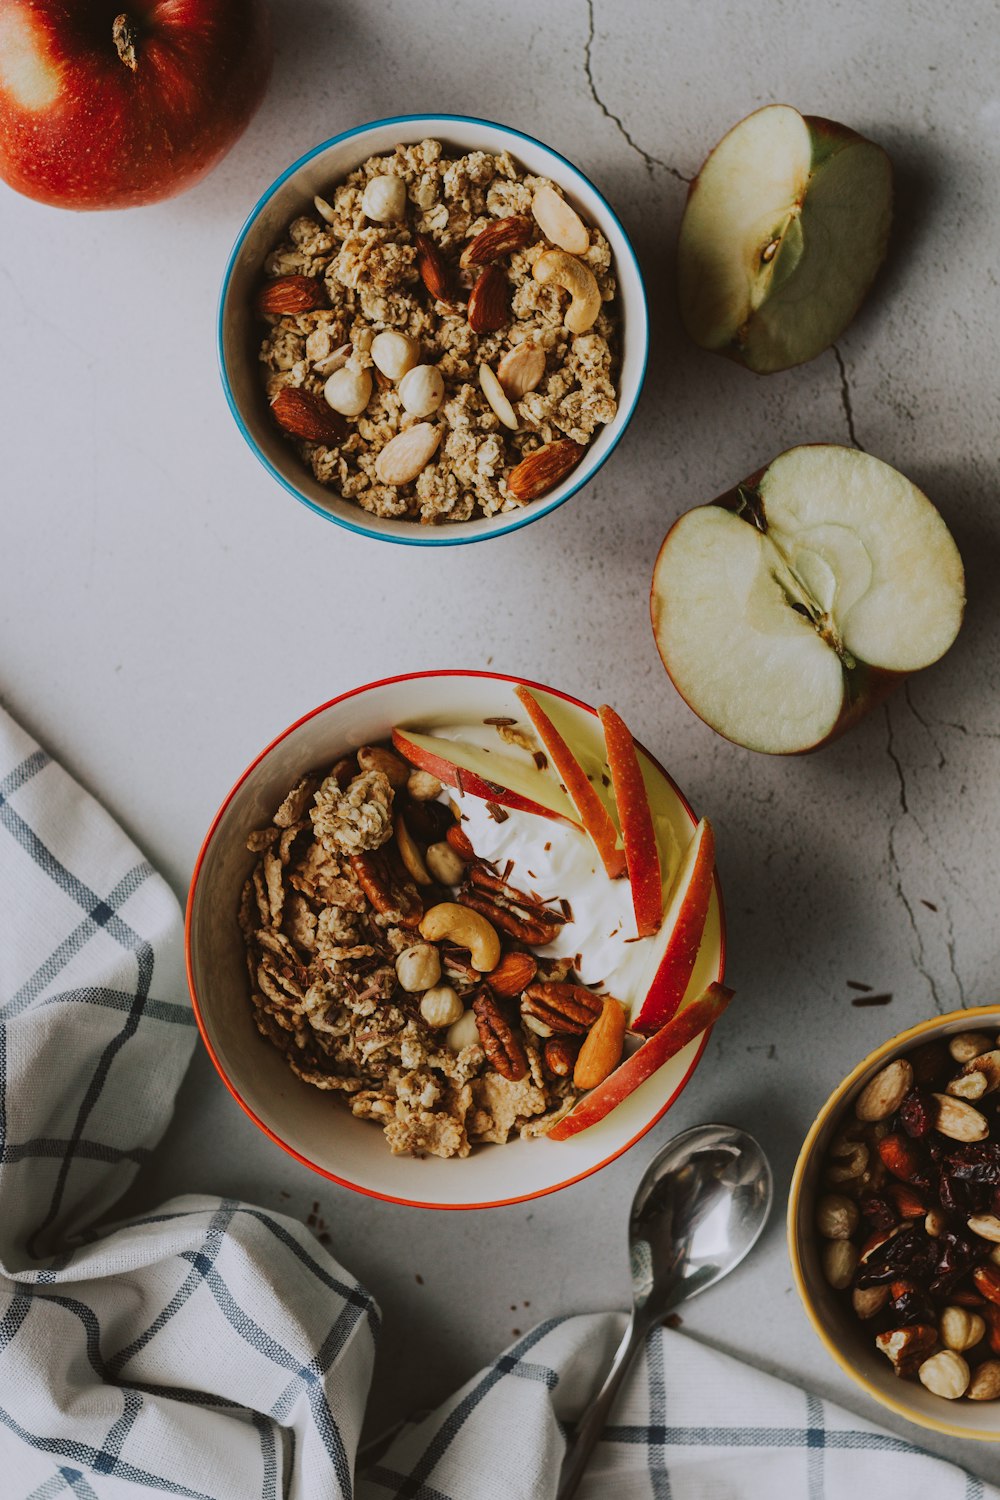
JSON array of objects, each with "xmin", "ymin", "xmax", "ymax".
[
  {"xmin": 185, "ymin": 668, "xmax": 727, "ymax": 1210},
  {"xmin": 217, "ymin": 111, "xmax": 650, "ymax": 548}
]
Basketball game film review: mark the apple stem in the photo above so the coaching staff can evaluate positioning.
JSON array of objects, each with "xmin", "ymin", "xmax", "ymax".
[{"xmin": 112, "ymin": 13, "xmax": 139, "ymax": 71}]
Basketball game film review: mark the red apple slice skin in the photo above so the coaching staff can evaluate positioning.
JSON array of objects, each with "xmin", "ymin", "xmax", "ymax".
[
  {"xmin": 598, "ymin": 704, "xmax": 662, "ymax": 937},
  {"xmin": 631, "ymin": 818, "xmax": 715, "ymax": 1036},
  {"xmin": 548, "ymin": 983, "xmax": 734, "ymax": 1141},
  {"xmin": 515, "ymin": 686, "xmax": 627, "ymax": 879},
  {"xmin": 391, "ymin": 726, "xmax": 580, "ymax": 827}
]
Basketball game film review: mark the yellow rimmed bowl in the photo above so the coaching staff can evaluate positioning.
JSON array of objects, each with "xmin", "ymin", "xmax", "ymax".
[{"xmin": 789, "ymin": 1005, "xmax": 1000, "ymax": 1439}]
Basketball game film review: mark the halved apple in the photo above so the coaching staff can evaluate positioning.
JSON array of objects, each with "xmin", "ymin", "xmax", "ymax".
[
  {"xmin": 515, "ymin": 686, "xmax": 627, "ymax": 878},
  {"xmin": 391, "ymin": 726, "xmax": 581, "ymax": 826},
  {"xmin": 650, "ymin": 445, "xmax": 965, "ymax": 755},
  {"xmin": 598, "ymin": 704, "xmax": 662, "ymax": 936},
  {"xmin": 678, "ymin": 104, "xmax": 892, "ymax": 373},
  {"xmin": 631, "ymin": 818, "xmax": 715, "ymax": 1035},
  {"xmin": 548, "ymin": 982, "xmax": 734, "ymax": 1141}
]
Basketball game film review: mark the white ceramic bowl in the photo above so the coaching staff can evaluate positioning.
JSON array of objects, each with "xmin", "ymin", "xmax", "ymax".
[
  {"xmin": 186, "ymin": 671, "xmax": 725, "ymax": 1209},
  {"xmin": 789, "ymin": 1006, "xmax": 1000, "ymax": 1440},
  {"xmin": 218, "ymin": 113, "xmax": 649, "ymax": 546}
]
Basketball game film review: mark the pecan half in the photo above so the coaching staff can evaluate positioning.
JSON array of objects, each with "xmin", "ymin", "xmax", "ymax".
[
  {"xmin": 522, "ymin": 981, "xmax": 603, "ymax": 1035},
  {"xmin": 459, "ymin": 864, "xmax": 565, "ymax": 945},
  {"xmin": 472, "ymin": 986, "xmax": 528, "ymax": 1081},
  {"xmin": 544, "ymin": 1036, "xmax": 581, "ymax": 1078},
  {"xmin": 350, "ymin": 848, "xmax": 423, "ymax": 929}
]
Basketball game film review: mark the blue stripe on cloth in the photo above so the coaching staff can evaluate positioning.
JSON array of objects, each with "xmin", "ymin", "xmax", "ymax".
[
  {"xmin": 0, "ymin": 1283, "xmax": 32, "ymax": 1350},
  {"xmin": 370, "ymin": 1321, "xmax": 561, "ymax": 1499},
  {"xmin": 24, "ymin": 1288, "xmax": 106, "ymax": 1379},
  {"xmin": 0, "ymin": 1403, "xmax": 216, "ymax": 1499},
  {"xmin": 1, "ymin": 1137, "xmax": 150, "ymax": 1167},
  {"xmin": 39, "ymin": 986, "xmax": 194, "ymax": 1027},
  {"xmin": 806, "ymin": 1389, "xmax": 824, "ymax": 1499},
  {"xmin": 603, "ymin": 1423, "xmax": 937, "ymax": 1456},
  {"xmin": 26, "ymin": 1470, "xmax": 100, "ymax": 1500},
  {"xmin": 647, "ymin": 1325, "xmax": 672, "ymax": 1500},
  {"xmin": 243, "ymin": 1208, "xmax": 379, "ymax": 1334},
  {"xmin": 253, "ymin": 1411, "xmax": 279, "ymax": 1500},
  {"xmin": 271, "ymin": 1291, "xmax": 372, "ymax": 1425},
  {"xmin": 106, "ymin": 1202, "xmax": 238, "ymax": 1377},
  {"xmin": 0, "ymin": 749, "xmax": 48, "ymax": 801}
]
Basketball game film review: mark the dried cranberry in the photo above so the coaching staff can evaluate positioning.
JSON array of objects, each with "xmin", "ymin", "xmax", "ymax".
[
  {"xmin": 888, "ymin": 1287, "xmax": 936, "ymax": 1326},
  {"xmin": 856, "ymin": 1226, "xmax": 938, "ymax": 1288},
  {"xmin": 928, "ymin": 1230, "xmax": 990, "ymax": 1297},
  {"xmin": 899, "ymin": 1087, "xmax": 936, "ymax": 1139},
  {"xmin": 908, "ymin": 1041, "xmax": 950, "ymax": 1086},
  {"xmin": 945, "ymin": 1142, "xmax": 1000, "ymax": 1185},
  {"xmin": 859, "ymin": 1193, "xmax": 899, "ymax": 1232}
]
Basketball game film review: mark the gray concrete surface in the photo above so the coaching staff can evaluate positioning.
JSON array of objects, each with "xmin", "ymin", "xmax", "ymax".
[{"xmin": 4, "ymin": 0, "xmax": 1000, "ymax": 1482}]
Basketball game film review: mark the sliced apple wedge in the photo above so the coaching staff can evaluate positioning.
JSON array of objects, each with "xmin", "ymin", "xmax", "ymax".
[
  {"xmin": 631, "ymin": 818, "xmax": 715, "ymax": 1036},
  {"xmin": 678, "ymin": 104, "xmax": 892, "ymax": 373},
  {"xmin": 548, "ymin": 982, "xmax": 734, "ymax": 1141},
  {"xmin": 514, "ymin": 685, "xmax": 627, "ymax": 879},
  {"xmin": 598, "ymin": 704, "xmax": 661, "ymax": 936},
  {"xmin": 392, "ymin": 726, "xmax": 581, "ymax": 826},
  {"xmin": 650, "ymin": 445, "xmax": 965, "ymax": 754}
]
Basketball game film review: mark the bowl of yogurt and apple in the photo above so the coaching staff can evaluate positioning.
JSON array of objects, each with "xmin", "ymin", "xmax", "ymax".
[{"xmin": 186, "ymin": 669, "xmax": 726, "ymax": 1209}]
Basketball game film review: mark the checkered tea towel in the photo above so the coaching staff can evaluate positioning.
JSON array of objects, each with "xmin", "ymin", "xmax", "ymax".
[{"xmin": 0, "ymin": 703, "xmax": 995, "ymax": 1500}]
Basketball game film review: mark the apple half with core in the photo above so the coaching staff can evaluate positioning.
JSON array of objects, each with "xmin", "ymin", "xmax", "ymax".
[
  {"xmin": 0, "ymin": 0, "xmax": 271, "ymax": 209},
  {"xmin": 678, "ymin": 104, "xmax": 892, "ymax": 373},
  {"xmin": 391, "ymin": 726, "xmax": 581, "ymax": 827},
  {"xmin": 650, "ymin": 445, "xmax": 965, "ymax": 755}
]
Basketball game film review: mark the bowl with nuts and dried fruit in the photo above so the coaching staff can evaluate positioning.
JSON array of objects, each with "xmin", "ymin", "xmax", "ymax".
[
  {"xmin": 186, "ymin": 671, "xmax": 725, "ymax": 1209},
  {"xmin": 218, "ymin": 114, "xmax": 647, "ymax": 544},
  {"xmin": 789, "ymin": 1008, "xmax": 1000, "ymax": 1438}
]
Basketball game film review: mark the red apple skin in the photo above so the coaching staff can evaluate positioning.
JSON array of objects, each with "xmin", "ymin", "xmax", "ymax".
[
  {"xmin": 598, "ymin": 704, "xmax": 661, "ymax": 937},
  {"xmin": 0, "ymin": 0, "xmax": 271, "ymax": 209},
  {"xmin": 630, "ymin": 818, "xmax": 715, "ymax": 1036},
  {"xmin": 391, "ymin": 727, "xmax": 580, "ymax": 828},
  {"xmin": 650, "ymin": 456, "xmax": 904, "ymax": 755},
  {"xmin": 548, "ymin": 983, "xmax": 734, "ymax": 1141}
]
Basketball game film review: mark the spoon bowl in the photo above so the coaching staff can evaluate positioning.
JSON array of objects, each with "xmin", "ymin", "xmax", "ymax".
[{"xmin": 557, "ymin": 1122, "xmax": 772, "ymax": 1498}]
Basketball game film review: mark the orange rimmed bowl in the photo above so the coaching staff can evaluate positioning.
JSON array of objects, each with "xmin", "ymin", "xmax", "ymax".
[
  {"xmin": 186, "ymin": 669, "xmax": 725, "ymax": 1210},
  {"xmin": 789, "ymin": 1005, "xmax": 1000, "ymax": 1439}
]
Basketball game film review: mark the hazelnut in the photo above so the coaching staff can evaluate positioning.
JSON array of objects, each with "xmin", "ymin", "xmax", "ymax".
[
  {"xmin": 821, "ymin": 1239, "xmax": 858, "ymax": 1291},
  {"xmin": 425, "ymin": 841, "xmax": 466, "ymax": 886},
  {"xmin": 940, "ymin": 1305, "xmax": 986, "ymax": 1352},
  {"xmin": 371, "ymin": 330, "xmax": 420, "ymax": 381},
  {"xmin": 362, "ymin": 173, "xmax": 406, "ymax": 223},
  {"xmin": 445, "ymin": 1009, "xmax": 481, "ymax": 1053},
  {"xmin": 324, "ymin": 364, "xmax": 373, "ymax": 417},
  {"xmin": 815, "ymin": 1194, "xmax": 860, "ymax": 1240},
  {"xmin": 395, "ymin": 943, "xmax": 442, "ymax": 993},
  {"xmin": 968, "ymin": 1360, "xmax": 1000, "ymax": 1400},
  {"xmin": 406, "ymin": 769, "xmax": 443, "ymax": 802},
  {"xmin": 925, "ymin": 1209, "xmax": 947, "ymax": 1237},
  {"xmin": 419, "ymin": 985, "xmax": 464, "ymax": 1029},
  {"xmin": 852, "ymin": 1285, "xmax": 890, "ymax": 1320},
  {"xmin": 918, "ymin": 1349, "xmax": 970, "ymax": 1399},
  {"xmin": 398, "ymin": 364, "xmax": 445, "ymax": 417}
]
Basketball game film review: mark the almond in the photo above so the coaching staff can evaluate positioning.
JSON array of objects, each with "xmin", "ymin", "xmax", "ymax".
[
  {"xmin": 933, "ymin": 1092, "xmax": 990, "ymax": 1142},
  {"xmin": 375, "ymin": 423, "xmax": 442, "ymax": 485},
  {"xmin": 466, "ymin": 264, "xmax": 510, "ymax": 333},
  {"xmin": 498, "ymin": 340, "xmax": 546, "ymax": 399},
  {"xmin": 486, "ymin": 950, "xmax": 538, "ymax": 997},
  {"xmin": 415, "ymin": 233, "xmax": 453, "ymax": 304},
  {"xmin": 854, "ymin": 1058, "xmax": 914, "ymax": 1121},
  {"xmin": 445, "ymin": 823, "xmax": 476, "ymax": 860},
  {"xmin": 506, "ymin": 439, "xmax": 585, "ymax": 504},
  {"xmin": 573, "ymin": 997, "xmax": 626, "ymax": 1090},
  {"xmin": 460, "ymin": 214, "xmax": 532, "ymax": 268},
  {"xmin": 255, "ymin": 275, "xmax": 327, "ymax": 316},
  {"xmin": 479, "ymin": 363, "xmax": 518, "ymax": 430},
  {"xmin": 531, "ymin": 182, "xmax": 590, "ymax": 255},
  {"xmin": 270, "ymin": 387, "xmax": 346, "ymax": 444}
]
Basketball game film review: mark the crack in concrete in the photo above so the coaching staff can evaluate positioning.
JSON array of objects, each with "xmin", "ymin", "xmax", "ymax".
[
  {"xmin": 583, "ymin": 0, "xmax": 690, "ymax": 183},
  {"xmin": 884, "ymin": 701, "xmax": 908, "ymax": 816},
  {"xmin": 888, "ymin": 823, "xmax": 947, "ymax": 1015},
  {"xmin": 903, "ymin": 682, "xmax": 946, "ymax": 770},
  {"xmin": 832, "ymin": 344, "xmax": 863, "ymax": 450}
]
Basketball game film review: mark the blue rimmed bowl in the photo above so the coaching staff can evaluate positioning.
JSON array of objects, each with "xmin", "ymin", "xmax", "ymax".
[{"xmin": 218, "ymin": 113, "xmax": 649, "ymax": 546}]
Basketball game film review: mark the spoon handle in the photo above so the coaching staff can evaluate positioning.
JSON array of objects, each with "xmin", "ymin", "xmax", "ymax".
[{"xmin": 555, "ymin": 1308, "xmax": 649, "ymax": 1500}]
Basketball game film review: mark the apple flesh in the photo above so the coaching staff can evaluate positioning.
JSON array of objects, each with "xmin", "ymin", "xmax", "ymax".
[
  {"xmin": 515, "ymin": 685, "xmax": 627, "ymax": 879},
  {"xmin": 0, "ymin": 1, "xmax": 271, "ymax": 209},
  {"xmin": 391, "ymin": 726, "xmax": 581, "ymax": 827},
  {"xmin": 650, "ymin": 445, "xmax": 965, "ymax": 755},
  {"xmin": 548, "ymin": 983, "xmax": 734, "ymax": 1141},
  {"xmin": 678, "ymin": 104, "xmax": 892, "ymax": 374},
  {"xmin": 598, "ymin": 704, "xmax": 662, "ymax": 937},
  {"xmin": 631, "ymin": 818, "xmax": 715, "ymax": 1035}
]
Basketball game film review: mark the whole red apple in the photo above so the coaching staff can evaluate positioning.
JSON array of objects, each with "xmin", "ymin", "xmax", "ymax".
[{"xmin": 0, "ymin": 0, "xmax": 271, "ymax": 209}]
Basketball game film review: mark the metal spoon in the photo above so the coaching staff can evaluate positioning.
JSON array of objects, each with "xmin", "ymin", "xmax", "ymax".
[{"xmin": 555, "ymin": 1123, "xmax": 773, "ymax": 1500}]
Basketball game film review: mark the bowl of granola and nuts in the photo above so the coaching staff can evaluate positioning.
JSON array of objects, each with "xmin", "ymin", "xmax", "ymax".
[
  {"xmin": 218, "ymin": 114, "xmax": 648, "ymax": 543},
  {"xmin": 789, "ymin": 1008, "xmax": 1000, "ymax": 1439},
  {"xmin": 185, "ymin": 671, "xmax": 724, "ymax": 1209}
]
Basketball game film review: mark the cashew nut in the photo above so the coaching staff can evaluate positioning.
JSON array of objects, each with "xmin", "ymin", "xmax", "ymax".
[
  {"xmin": 396, "ymin": 943, "xmax": 441, "ymax": 993},
  {"xmin": 419, "ymin": 902, "xmax": 500, "ymax": 971},
  {"xmin": 532, "ymin": 249, "xmax": 601, "ymax": 333},
  {"xmin": 395, "ymin": 813, "xmax": 432, "ymax": 886}
]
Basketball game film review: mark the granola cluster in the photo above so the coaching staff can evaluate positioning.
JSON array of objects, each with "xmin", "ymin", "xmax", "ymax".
[
  {"xmin": 256, "ymin": 139, "xmax": 620, "ymax": 524},
  {"xmin": 239, "ymin": 742, "xmax": 602, "ymax": 1158}
]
